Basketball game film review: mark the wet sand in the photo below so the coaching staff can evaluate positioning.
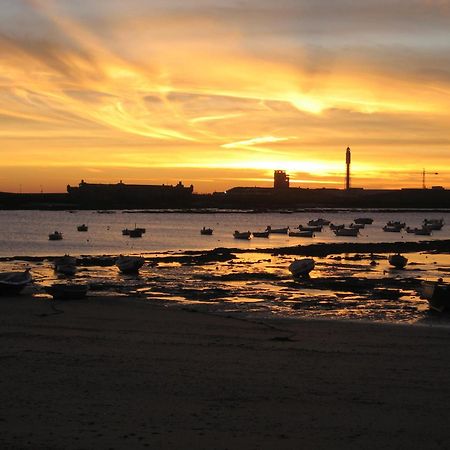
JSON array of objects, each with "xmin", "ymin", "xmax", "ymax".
[{"xmin": 1, "ymin": 294, "xmax": 450, "ymax": 449}]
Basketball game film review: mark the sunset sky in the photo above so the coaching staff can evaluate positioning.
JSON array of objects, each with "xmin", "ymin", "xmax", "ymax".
[{"xmin": 1, "ymin": 0, "xmax": 449, "ymax": 193}]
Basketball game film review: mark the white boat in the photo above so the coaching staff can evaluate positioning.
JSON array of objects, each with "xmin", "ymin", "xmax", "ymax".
[
  {"xmin": 49, "ymin": 231, "xmax": 63, "ymax": 240},
  {"xmin": 266, "ymin": 226, "xmax": 289, "ymax": 234},
  {"xmin": 388, "ymin": 253, "xmax": 408, "ymax": 269},
  {"xmin": 200, "ymin": 227, "xmax": 213, "ymax": 235},
  {"xmin": 354, "ymin": 217, "xmax": 374, "ymax": 224},
  {"xmin": 421, "ymin": 280, "xmax": 450, "ymax": 312},
  {"xmin": 233, "ymin": 230, "xmax": 252, "ymax": 240},
  {"xmin": 45, "ymin": 283, "xmax": 88, "ymax": 300},
  {"xmin": 298, "ymin": 225, "xmax": 322, "ymax": 232},
  {"xmin": 333, "ymin": 227, "xmax": 359, "ymax": 236},
  {"xmin": 0, "ymin": 269, "xmax": 32, "ymax": 295},
  {"xmin": 252, "ymin": 231, "xmax": 270, "ymax": 238},
  {"xmin": 116, "ymin": 255, "xmax": 145, "ymax": 274},
  {"xmin": 54, "ymin": 255, "xmax": 77, "ymax": 276},
  {"xmin": 289, "ymin": 230, "xmax": 314, "ymax": 237},
  {"xmin": 383, "ymin": 225, "xmax": 402, "ymax": 232},
  {"xmin": 289, "ymin": 258, "xmax": 315, "ymax": 278}
]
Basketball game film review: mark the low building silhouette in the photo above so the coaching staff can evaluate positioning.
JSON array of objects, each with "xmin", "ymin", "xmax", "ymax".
[{"xmin": 67, "ymin": 180, "xmax": 194, "ymax": 208}]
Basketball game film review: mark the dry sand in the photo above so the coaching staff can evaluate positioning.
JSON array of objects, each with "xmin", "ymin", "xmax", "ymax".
[{"xmin": 1, "ymin": 294, "xmax": 450, "ymax": 450}]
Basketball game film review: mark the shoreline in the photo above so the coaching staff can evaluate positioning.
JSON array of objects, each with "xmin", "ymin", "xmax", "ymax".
[
  {"xmin": 1, "ymin": 238, "xmax": 450, "ymax": 263},
  {"xmin": 1, "ymin": 294, "xmax": 450, "ymax": 449}
]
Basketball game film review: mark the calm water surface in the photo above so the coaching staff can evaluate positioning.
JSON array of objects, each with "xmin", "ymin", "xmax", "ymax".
[{"xmin": 0, "ymin": 209, "xmax": 449, "ymax": 256}]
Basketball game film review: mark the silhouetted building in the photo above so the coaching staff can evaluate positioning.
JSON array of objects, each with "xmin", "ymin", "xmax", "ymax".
[
  {"xmin": 67, "ymin": 180, "xmax": 194, "ymax": 208},
  {"xmin": 345, "ymin": 147, "xmax": 351, "ymax": 190},
  {"xmin": 274, "ymin": 170, "xmax": 290, "ymax": 190}
]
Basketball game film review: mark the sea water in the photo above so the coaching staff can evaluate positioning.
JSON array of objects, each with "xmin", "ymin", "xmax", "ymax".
[{"xmin": 0, "ymin": 209, "xmax": 449, "ymax": 257}]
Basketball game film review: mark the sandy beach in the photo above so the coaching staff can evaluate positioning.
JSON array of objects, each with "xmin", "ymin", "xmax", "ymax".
[{"xmin": 1, "ymin": 294, "xmax": 450, "ymax": 449}]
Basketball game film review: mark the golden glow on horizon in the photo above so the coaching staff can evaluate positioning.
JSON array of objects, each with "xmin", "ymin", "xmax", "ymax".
[{"xmin": 0, "ymin": 0, "xmax": 449, "ymax": 192}]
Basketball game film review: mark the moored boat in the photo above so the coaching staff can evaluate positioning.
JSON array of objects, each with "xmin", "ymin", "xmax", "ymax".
[
  {"xmin": 289, "ymin": 258, "xmax": 315, "ymax": 278},
  {"xmin": 200, "ymin": 227, "xmax": 213, "ymax": 235},
  {"xmin": 307, "ymin": 218, "xmax": 330, "ymax": 226},
  {"xmin": 233, "ymin": 230, "xmax": 252, "ymax": 240},
  {"xmin": 49, "ymin": 231, "xmax": 63, "ymax": 240},
  {"xmin": 383, "ymin": 225, "xmax": 402, "ymax": 232},
  {"xmin": 116, "ymin": 255, "xmax": 145, "ymax": 274},
  {"xmin": 298, "ymin": 225, "xmax": 322, "ymax": 232},
  {"xmin": 0, "ymin": 269, "xmax": 32, "ymax": 295},
  {"xmin": 289, "ymin": 230, "xmax": 314, "ymax": 237},
  {"xmin": 266, "ymin": 226, "xmax": 289, "ymax": 234},
  {"xmin": 333, "ymin": 227, "xmax": 359, "ymax": 236},
  {"xmin": 252, "ymin": 231, "xmax": 270, "ymax": 238},
  {"xmin": 350, "ymin": 223, "xmax": 365, "ymax": 230},
  {"xmin": 354, "ymin": 217, "xmax": 374, "ymax": 224},
  {"xmin": 129, "ymin": 228, "xmax": 143, "ymax": 238},
  {"xmin": 388, "ymin": 253, "xmax": 408, "ymax": 269},
  {"xmin": 423, "ymin": 218, "xmax": 444, "ymax": 230},
  {"xmin": 421, "ymin": 280, "xmax": 450, "ymax": 312},
  {"xmin": 77, "ymin": 224, "xmax": 88, "ymax": 232}
]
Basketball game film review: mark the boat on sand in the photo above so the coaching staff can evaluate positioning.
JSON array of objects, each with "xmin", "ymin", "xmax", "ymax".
[
  {"xmin": 289, "ymin": 258, "xmax": 315, "ymax": 278},
  {"xmin": 421, "ymin": 280, "xmax": 450, "ymax": 312},
  {"xmin": 0, "ymin": 269, "xmax": 32, "ymax": 295},
  {"xmin": 200, "ymin": 227, "xmax": 213, "ymax": 235},
  {"xmin": 388, "ymin": 253, "xmax": 408, "ymax": 269},
  {"xmin": 54, "ymin": 255, "xmax": 77, "ymax": 276},
  {"xmin": 116, "ymin": 255, "xmax": 145, "ymax": 274}
]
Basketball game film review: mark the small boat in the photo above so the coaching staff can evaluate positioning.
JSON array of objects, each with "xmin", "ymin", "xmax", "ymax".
[
  {"xmin": 307, "ymin": 218, "xmax": 330, "ymax": 226},
  {"xmin": 252, "ymin": 231, "xmax": 270, "ymax": 238},
  {"xmin": 388, "ymin": 253, "xmax": 408, "ymax": 269},
  {"xmin": 49, "ymin": 231, "xmax": 63, "ymax": 241},
  {"xmin": 329, "ymin": 223, "xmax": 345, "ymax": 231},
  {"xmin": 289, "ymin": 258, "xmax": 315, "ymax": 278},
  {"xmin": 298, "ymin": 225, "xmax": 322, "ymax": 232},
  {"xmin": 0, "ymin": 269, "xmax": 32, "ymax": 295},
  {"xmin": 54, "ymin": 255, "xmax": 77, "ymax": 276},
  {"xmin": 383, "ymin": 225, "xmax": 402, "ymax": 232},
  {"xmin": 266, "ymin": 226, "xmax": 289, "ymax": 234},
  {"xmin": 289, "ymin": 230, "xmax": 314, "ymax": 237},
  {"xmin": 423, "ymin": 219, "xmax": 444, "ymax": 230},
  {"xmin": 414, "ymin": 227, "xmax": 432, "ymax": 236},
  {"xmin": 77, "ymin": 224, "xmax": 88, "ymax": 232},
  {"xmin": 122, "ymin": 228, "xmax": 130, "ymax": 235},
  {"xmin": 200, "ymin": 227, "xmax": 213, "ymax": 235},
  {"xmin": 333, "ymin": 227, "xmax": 359, "ymax": 236},
  {"xmin": 386, "ymin": 221, "xmax": 406, "ymax": 229},
  {"xmin": 116, "ymin": 255, "xmax": 145, "ymax": 274},
  {"xmin": 97, "ymin": 210, "xmax": 116, "ymax": 214},
  {"xmin": 233, "ymin": 230, "xmax": 252, "ymax": 240},
  {"xmin": 354, "ymin": 218, "xmax": 374, "ymax": 225},
  {"xmin": 349, "ymin": 223, "xmax": 365, "ymax": 230},
  {"xmin": 129, "ymin": 229, "xmax": 143, "ymax": 238},
  {"xmin": 421, "ymin": 280, "xmax": 450, "ymax": 312},
  {"xmin": 45, "ymin": 283, "xmax": 88, "ymax": 300}
]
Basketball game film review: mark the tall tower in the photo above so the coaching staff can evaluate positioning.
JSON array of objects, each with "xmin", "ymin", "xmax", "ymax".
[
  {"xmin": 274, "ymin": 170, "xmax": 290, "ymax": 190},
  {"xmin": 345, "ymin": 147, "xmax": 351, "ymax": 190}
]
